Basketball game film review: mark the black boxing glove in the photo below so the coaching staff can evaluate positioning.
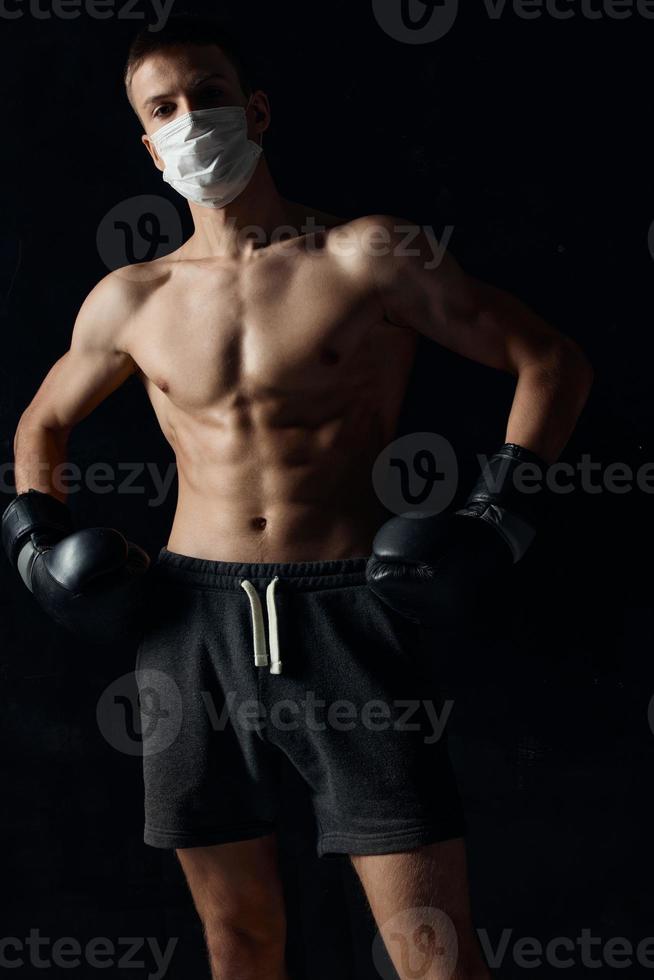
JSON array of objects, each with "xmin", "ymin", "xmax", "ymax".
[
  {"xmin": 366, "ymin": 443, "xmax": 548, "ymax": 626},
  {"xmin": 2, "ymin": 489, "xmax": 150, "ymax": 642}
]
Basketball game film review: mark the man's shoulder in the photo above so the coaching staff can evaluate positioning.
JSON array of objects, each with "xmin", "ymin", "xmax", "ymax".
[
  {"xmin": 319, "ymin": 213, "xmax": 415, "ymax": 286},
  {"xmin": 104, "ymin": 252, "xmax": 177, "ymax": 291},
  {"xmin": 72, "ymin": 255, "xmax": 176, "ymax": 349},
  {"xmin": 84, "ymin": 254, "xmax": 177, "ymax": 313},
  {"xmin": 291, "ymin": 206, "xmax": 412, "ymax": 248},
  {"xmin": 323, "ymin": 213, "xmax": 416, "ymax": 253}
]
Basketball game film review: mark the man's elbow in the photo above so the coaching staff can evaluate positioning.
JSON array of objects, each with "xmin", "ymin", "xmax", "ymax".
[
  {"xmin": 523, "ymin": 336, "xmax": 594, "ymax": 395},
  {"xmin": 554, "ymin": 337, "xmax": 594, "ymax": 398},
  {"xmin": 14, "ymin": 407, "xmax": 72, "ymax": 455}
]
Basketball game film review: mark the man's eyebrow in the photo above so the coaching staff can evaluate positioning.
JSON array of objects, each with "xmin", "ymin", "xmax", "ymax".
[
  {"xmin": 191, "ymin": 72, "xmax": 229, "ymax": 87},
  {"xmin": 141, "ymin": 73, "xmax": 228, "ymax": 108}
]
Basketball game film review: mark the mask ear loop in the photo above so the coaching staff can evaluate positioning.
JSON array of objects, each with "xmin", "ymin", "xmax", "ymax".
[{"xmin": 246, "ymin": 94, "xmax": 264, "ymax": 149}]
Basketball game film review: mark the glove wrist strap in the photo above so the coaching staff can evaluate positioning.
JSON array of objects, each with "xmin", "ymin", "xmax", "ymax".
[
  {"xmin": 456, "ymin": 443, "xmax": 549, "ymax": 563},
  {"xmin": 2, "ymin": 490, "xmax": 73, "ymax": 566}
]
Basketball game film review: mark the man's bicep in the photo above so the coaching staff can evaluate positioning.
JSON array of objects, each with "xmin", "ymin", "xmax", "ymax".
[
  {"xmin": 21, "ymin": 345, "xmax": 136, "ymax": 432},
  {"xmin": 371, "ymin": 218, "xmax": 561, "ymax": 374},
  {"xmin": 367, "ymin": 220, "xmax": 480, "ymax": 348}
]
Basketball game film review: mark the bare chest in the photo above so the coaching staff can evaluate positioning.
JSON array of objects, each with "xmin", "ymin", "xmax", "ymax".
[{"xmin": 128, "ymin": 250, "xmax": 415, "ymax": 412}]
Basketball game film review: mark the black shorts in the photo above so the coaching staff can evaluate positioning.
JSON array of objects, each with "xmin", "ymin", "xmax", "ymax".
[{"xmin": 135, "ymin": 548, "xmax": 466, "ymax": 857}]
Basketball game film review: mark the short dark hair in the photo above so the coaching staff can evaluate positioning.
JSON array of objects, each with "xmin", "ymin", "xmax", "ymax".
[{"xmin": 124, "ymin": 14, "xmax": 254, "ymax": 108}]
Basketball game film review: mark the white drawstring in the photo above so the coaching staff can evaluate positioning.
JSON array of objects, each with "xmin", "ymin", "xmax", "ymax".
[
  {"xmin": 240, "ymin": 576, "xmax": 283, "ymax": 674},
  {"xmin": 266, "ymin": 577, "xmax": 282, "ymax": 675},
  {"xmin": 240, "ymin": 580, "xmax": 269, "ymax": 667}
]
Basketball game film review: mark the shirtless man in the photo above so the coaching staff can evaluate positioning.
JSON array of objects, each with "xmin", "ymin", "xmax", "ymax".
[{"xmin": 2, "ymin": 15, "xmax": 593, "ymax": 980}]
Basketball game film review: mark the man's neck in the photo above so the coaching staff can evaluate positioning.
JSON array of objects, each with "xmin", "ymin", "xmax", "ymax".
[{"xmin": 183, "ymin": 159, "xmax": 297, "ymax": 260}]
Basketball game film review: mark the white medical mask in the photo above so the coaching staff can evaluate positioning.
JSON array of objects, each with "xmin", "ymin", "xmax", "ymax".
[{"xmin": 151, "ymin": 102, "xmax": 263, "ymax": 209}]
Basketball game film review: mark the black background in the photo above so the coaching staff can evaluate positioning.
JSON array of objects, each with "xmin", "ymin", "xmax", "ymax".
[{"xmin": 1, "ymin": 0, "xmax": 653, "ymax": 977}]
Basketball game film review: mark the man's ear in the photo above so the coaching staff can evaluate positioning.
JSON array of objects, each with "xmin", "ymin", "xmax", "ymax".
[
  {"xmin": 248, "ymin": 90, "xmax": 271, "ymax": 143},
  {"xmin": 141, "ymin": 134, "xmax": 165, "ymax": 173}
]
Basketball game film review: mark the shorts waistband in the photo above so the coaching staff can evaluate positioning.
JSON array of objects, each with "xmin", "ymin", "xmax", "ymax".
[{"xmin": 153, "ymin": 548, "xmax": 369, "ymax": 592}]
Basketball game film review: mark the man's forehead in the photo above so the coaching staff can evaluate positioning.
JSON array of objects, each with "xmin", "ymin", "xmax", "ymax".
[{"xmin": 131, "ymin": 45, "xmax": 238, "ymax": 101}]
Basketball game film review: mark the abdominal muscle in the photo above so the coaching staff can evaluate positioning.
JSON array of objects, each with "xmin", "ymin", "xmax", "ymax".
[
  {"xmin": 162, "ymin": 387, "xmax": 395, "ymax": 563},
  {"xmin": 132, "ymin": 242, "xmax": 420, "ymax": 563}
]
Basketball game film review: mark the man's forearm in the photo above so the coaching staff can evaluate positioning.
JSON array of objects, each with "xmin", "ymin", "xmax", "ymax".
[
  {"xmin": 505, "ymin": 342, "xmax": 594, "ymax": 464},
  {"xmin": 13, "ymin": 414, "xmax": 71, "ymax": 501}
]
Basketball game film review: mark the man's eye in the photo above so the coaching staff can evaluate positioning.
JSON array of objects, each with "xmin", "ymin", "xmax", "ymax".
[
  {"xmin": 153, "ymin": 104, "xmax": 174, "ymax": 119},
  {"xmin": 200, "ymin": 87, "xmax": 224, "ymax": 99}
]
